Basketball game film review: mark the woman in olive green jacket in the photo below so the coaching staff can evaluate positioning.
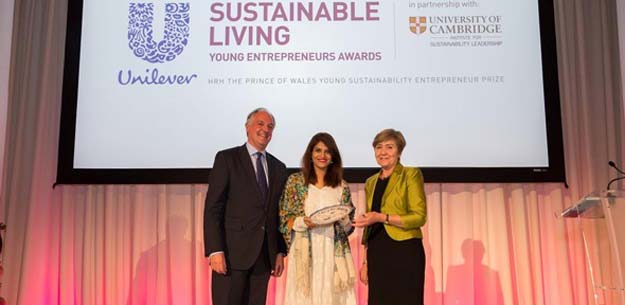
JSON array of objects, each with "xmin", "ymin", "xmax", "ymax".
[{"xmin": 353, "ymin": 129, "xmax": 427, "ymax": 305}]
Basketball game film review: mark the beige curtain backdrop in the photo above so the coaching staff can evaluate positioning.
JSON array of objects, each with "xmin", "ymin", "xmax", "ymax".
[{"xmin": 1, "ymin": 0, "xmax": 624, "ymax": 304}]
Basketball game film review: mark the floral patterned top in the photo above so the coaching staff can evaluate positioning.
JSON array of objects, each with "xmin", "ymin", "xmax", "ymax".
[{"xmin": 279, "ymin": 172, "xmax": 355, "ymax": 255}]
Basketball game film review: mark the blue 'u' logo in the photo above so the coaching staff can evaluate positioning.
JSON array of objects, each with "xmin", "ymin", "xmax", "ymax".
[{"xmin": 128, "ymin": 3, "xmax": 190, "ymax": 63}]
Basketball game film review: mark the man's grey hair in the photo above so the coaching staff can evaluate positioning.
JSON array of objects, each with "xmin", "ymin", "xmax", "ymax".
[{"xmin": 245, "ymin": 107, "xmax": 276, "ymax": 126}]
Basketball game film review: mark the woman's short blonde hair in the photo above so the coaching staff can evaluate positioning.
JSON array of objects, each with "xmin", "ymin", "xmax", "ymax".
[{"xmin": 372, "ymin": 129, "xmax": 406, "ymax": 154}]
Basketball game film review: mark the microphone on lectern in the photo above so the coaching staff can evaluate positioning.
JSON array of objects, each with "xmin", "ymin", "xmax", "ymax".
[{"xmin": 607, "ymin": 161, "xmax": 625, "ymax": 190}]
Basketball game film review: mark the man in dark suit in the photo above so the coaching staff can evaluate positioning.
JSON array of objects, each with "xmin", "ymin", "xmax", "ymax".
[{"xmin": 204, "ymin": 108, "xmax": 288, "ymax": 305}]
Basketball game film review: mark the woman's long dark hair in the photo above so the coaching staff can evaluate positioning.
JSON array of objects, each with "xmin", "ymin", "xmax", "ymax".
[{"xmin": 301, "ymin": 132, "xmax": 343, "ymax": 187}]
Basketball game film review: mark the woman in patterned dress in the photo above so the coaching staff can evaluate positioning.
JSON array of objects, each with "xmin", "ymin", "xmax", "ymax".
[{"xmin": 279, "ymin": 132, "xmax": 357, "ymax": 305}]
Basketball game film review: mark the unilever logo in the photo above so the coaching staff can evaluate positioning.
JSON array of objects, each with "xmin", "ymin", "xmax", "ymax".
[
  {"xmin": 128, "ymin": 3, "xmax": 190, "ymax": 63},
  {"xmin": 119, "ymin": 2, "xmax": 197, "ymax": 86}
]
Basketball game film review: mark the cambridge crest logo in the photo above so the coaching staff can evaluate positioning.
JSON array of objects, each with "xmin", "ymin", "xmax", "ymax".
[{"xmin": 409, "ymin": 16, "xmax": 427, "ymax": 35}]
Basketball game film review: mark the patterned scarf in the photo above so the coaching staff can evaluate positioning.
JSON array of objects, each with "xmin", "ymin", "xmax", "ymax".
[{"xmin": 279, "ymin": 172, "xmax": 356, "ymax": 295}]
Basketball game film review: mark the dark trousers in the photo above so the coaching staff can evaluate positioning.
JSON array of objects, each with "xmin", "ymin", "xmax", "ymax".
[{"xmin": 211, "ymin": 240, "xmax": 271, "ymax": 305}]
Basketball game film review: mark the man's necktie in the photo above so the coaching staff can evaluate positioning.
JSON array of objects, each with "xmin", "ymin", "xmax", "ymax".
[{"xmin": 255, "ymin": 152, "xmax": 269, "ymax": 201}]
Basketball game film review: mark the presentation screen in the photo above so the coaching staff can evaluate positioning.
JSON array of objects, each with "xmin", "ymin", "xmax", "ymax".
[{"xmin": 57, "ymin": 0, "xmax": 565, "ymax": 184}]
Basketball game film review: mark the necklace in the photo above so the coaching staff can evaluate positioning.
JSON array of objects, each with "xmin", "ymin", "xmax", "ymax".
[{"xmin": 379, "ymin": 172, "xmax": 391, "ymax": 180}]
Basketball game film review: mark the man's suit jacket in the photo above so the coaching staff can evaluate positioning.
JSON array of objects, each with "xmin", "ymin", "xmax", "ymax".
[
  {"xmin": 361, "ymin": 163, "xmax": 427, "ymax": 244},
  {"xmin": 204, "ymin": 144, "xmax": 288, "ymax": 270}
]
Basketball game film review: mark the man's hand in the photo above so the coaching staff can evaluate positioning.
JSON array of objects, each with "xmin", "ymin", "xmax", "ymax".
[
  {"xmin": 271, "ymin": 253, "xmax": 285, "ymax": 277},
  {"xmin": 359, "ymin": 264, "xmax": 368, "ymax": 285},
  {"xmin": 209, "ymin": 252, "xmax": 228, "ymax": 275}
]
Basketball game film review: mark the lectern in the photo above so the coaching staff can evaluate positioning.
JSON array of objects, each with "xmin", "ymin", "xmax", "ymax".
[{"xmin": 561, "ymin": 190, "xmax": 625, "ymax": 305}]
